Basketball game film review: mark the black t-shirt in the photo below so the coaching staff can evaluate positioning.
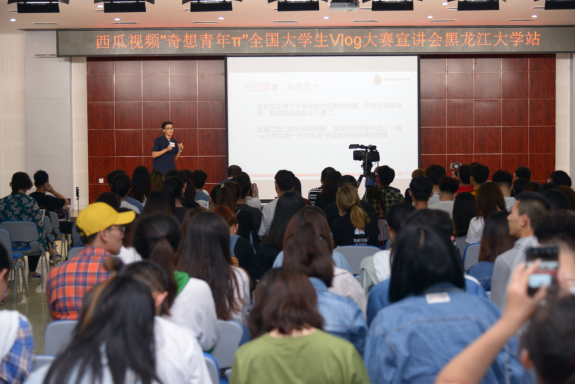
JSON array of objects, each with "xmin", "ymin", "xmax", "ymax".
[
  {"xmin": 152, "ymin": 135, "xmax": 179, "ymax": 175},
  {"xmin": 237, "ymin": 203, "xmax": 262, "ymax": 229},
  {"xmin": 29, "ymin": 192, "xmax": 66, "ymax": 211},
  {"xmin": 173, "ymin": 206, "xmax": 189, "ymax": 223},
  {"xmin": 252, "ymin": 243, "xmax": 281, "ymax": 283},
  {"xmin": 314, "ymin": 194, "xmax": 335, "ymax": 212},
  {"xmin": 331, "ymin": 211, "xmax": 380, "ymax": 248},
  {"xmin": 233, "ymin": 236, "xmax": 256, "ymax": 285},
  {"xmin": 236, "ymin": 208, "xmax": 256, "ymax": 241},
  {"xmin": 324, "ymin": 200, "xmax": 375, "ymax": 228},
  {"xmin": 182, "ymin": 198, "xmax": 199, "ymax": 210}
]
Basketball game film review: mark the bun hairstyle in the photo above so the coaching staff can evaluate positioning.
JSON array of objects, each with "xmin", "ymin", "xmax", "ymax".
[{"xmin": 336, "ymin": 184, "xmax": 370, "ymax": 230}]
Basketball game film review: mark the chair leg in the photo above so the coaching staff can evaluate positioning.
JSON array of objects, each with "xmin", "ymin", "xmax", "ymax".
[
  {"xmin": 12, "ymin": 266, "xmax": 17, "ymax": 304},
  {"xmin": 20, "ymin": 261, "xmax": 29, "ymax": 297}
]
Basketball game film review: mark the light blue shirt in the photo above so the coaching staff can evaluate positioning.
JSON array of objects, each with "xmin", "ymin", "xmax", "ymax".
[
  {"xmin": 125, "ymin": 196, "xmax": 144, "ymax": 214},
  {"xmin": 273, "ymin": 250, "xmax": 353, "ymax": 274}
]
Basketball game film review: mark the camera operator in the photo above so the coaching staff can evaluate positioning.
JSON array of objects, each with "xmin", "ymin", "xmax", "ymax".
[{"xmin": 363, "ymin": 166, "xmax": 404, "ymax": 220}]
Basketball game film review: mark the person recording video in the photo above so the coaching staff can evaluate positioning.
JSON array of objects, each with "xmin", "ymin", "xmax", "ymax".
[{"xmin": 152, "ymin": 121, "xmax": 184, "ymax": 175}]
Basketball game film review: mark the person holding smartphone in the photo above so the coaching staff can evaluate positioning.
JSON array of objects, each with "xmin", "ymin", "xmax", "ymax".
[{"xmin": 152, "ymin": 121, "xmax": 184, "ymax": 175}]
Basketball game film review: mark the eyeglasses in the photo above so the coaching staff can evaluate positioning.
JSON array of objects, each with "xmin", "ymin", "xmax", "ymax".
[{"xmin": 106, "ymin": 226, "xmax": 125, "ymax": 234}]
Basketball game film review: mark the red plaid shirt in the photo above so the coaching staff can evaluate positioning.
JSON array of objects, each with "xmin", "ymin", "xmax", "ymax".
[{"xmin": 46, "ymin": 246, "xmax": 112, "ymax": 320}]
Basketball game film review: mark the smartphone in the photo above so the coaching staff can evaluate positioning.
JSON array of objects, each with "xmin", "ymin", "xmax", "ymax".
[
  {"xmin": 450, "ymin": 163, "xmax": 461, "ymax": 179},
  {"xmin": 251, "ymin": 183, "xmax": 256, "ymax": 190},
  {"xmin": 526, "ymin": 245, "xmax": 559, "ymax": 296}
]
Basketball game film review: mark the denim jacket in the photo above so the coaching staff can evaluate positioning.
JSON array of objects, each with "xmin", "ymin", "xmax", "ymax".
[
  {"xmin": 466, "ymin": 261, "xmax": 494, "ymax": 291},
  {"xmin": 310, "ymin": 278, "xmax": 368, "ymax": 357},
  {"xmin": 365, "ymin": 284, "xmax": 530, "ymax": 384},
  {"xmin": 273, "ymin": 250, "xmax": 353, "ymax": 274},
  {"xmin": 366, "ymin": 276, "xmax": 487, "ymax": 325}
]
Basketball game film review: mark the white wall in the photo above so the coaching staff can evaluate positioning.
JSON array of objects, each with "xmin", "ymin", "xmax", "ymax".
[
  {"xmin": 0, "ymin": 34, "xmax": 27, "ymax": 198},
  {"xmin": 556, "ymin": 54, "xmax": 573, "ymax": 176},
  {"xmin": 71, "ymin": 58, "xmax": 89, "ymax": 211}
]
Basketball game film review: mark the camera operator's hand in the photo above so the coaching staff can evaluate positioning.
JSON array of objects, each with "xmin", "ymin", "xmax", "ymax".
[{"xmin": 252, "ymin": 183, "xmax": 259, "ymax": 198}]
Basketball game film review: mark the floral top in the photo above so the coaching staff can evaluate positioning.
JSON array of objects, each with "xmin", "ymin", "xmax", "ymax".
[{"xmin": 0, "ymin": 193, "xmax": 47, "ymax": 253}]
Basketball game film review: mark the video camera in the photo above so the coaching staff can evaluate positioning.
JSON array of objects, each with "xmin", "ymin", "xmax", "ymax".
[{"xmin": 349, "ymin": 144, "xmax": 380, "ymax": 191}]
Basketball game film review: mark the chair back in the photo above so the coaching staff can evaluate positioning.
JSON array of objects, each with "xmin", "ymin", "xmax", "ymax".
[
  {"xmin": 0, "ymin": 229, "xmax": 14, "ymax": 264},
  {"xmin": 455, "ymin": 236, "xmax": 467, "ymax": 260},
  {"xmin": 34, "ymin": 355, "xmax": 55, "ymax": 371},
  {"xmin": 204, "ymin": 353, "xmax": 221, "ymax": 384},
  {"xmin": 0, "ymin": 221, "xmax": 39, "ymax": 243},
  {"xmin": 212, "ymin": 320, "xmax": 243, "ymax": 369},
  {"xmin": 335, "ymin": 245, "xmax": 381, "ymax": 275},
  {"xmin": 68, "ymin": 247, "xmax": 84, "ymax": 259},
  {"xmin": 43, "ymin": 217, "xmax": 53, "ymax": 240},
  {"xmin": 49, "ymin": 212, "xmax": 60, "ymax": 230},
  {"xmin": 463, "ymin": 243, "xmax": 481, "ymax": 271},
  {"xmin": 45, "ymin": 320, "xmax": 78, "ymax": 355}
]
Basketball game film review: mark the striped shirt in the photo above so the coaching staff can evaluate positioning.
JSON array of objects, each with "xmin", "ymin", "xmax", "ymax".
[
  {"xmin": 308, "ymin": 187, "xmax": 322, "ymax": 205},
  {"xmin": 0, "ymin": 315, "xmax": 34, "ymax": 384},
  {"xmin": 46, "ymin": 246, "xmax": 112, "ymax": 320}
]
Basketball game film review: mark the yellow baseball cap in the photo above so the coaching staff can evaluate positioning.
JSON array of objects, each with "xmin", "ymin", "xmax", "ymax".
[{"xmin": 76, "ymin": 202, "xmax": 136, "ymax": 237}]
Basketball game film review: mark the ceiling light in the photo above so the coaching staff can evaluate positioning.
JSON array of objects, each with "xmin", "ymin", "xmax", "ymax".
[
  {"xmin": 97, "ymin": 3, "xmax": 103, "ymax": 6},
  {"xmin": 324, "ymin": 15, "xmax": 329, "ymax": 18},
  {"xmin": 10, "ymin": 17, "xmax": 16, "ymax": 21},
  {"xmin": 531, "ymin": 14, "xmax": 537, "ymax": 17},
  {"xmin": 541, "ymin": 0, "xmax": 575, "ymax": 10},
  {"xmin": 457, "ymin": 0, "xmax": 502, "ymax": 11},
  {"xmin": 8, "ymin": 0, "xmax": 67, "ymax": 13},
  {"xmin": 218, "ymin": 15, "xmax": 224, "ymax": 18},
  {"xmin": 442, "ymin": 1, "xmax": 447, "ymax": 3},
  {"xmin": 427, "ymin": 14, "xmax": 432, "ymax": 17}
]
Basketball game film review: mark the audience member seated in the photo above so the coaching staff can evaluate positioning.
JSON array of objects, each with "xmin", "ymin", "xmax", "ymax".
[
  {"xmin": 492, "ymin": 170, "xmax": 515, "ymax": 211},
  {"xmin": 514, "ymin": 166, "xmax": 531, "ymax": 181},
  {"xmin": 404, "ymin": 169, "xmax": 427, "ymax": 205},
  {"xmin": 258, "ymin": 170, "xmax": 296, "ymax": 237},
  {"xmin": 466, "ymin": 211, "xmax": 516, "ymax": 291},
  {"xmin": 466, "ymin": 182, "xmax": 506, "ymax": 244},
  {"xmin": 522, "ymin": 181, "xmax": 541, "ymax": 193},
  {"xmin": 469, "ymin": 163, "xmax": 489, "ymax": 197},
  {"xmin": 27, "ymin": 276, "xmax": 164, "ymax": 384},
  {"xmin": 425, "ymin": 164, "xmax": 447, "ymax": 206},
  {"xmin": 491, "ymin": 192, "xmax": 550, "ymax": 309},
  {"xmin": 213, "ymin": 205, "xmax": 256, "ymax": 285},
  {"xmin": 308, "ymin": 166, "xmax": 335, "ymax": 206},
  {"xmin": 223, "ymin": 164, "xmax": 242, "ymax": 184},
  {"xmin": 0, "ymin": 172, "xmax": 55, "ymax": 280},
  {"xmin": 150, "ymin": 169, "xmax": 165, "ymax": 192},
  {"xmin": 253, "ymin": 191, "xmax": 306, "ymax": 282},
  {"xmin": 234, "ymin": 172, "xmax": 263, "ymax": 228},
  {"xmin": 512, "ymin": 177, "xmax": 529, "ymax": 196},
  {"xmin": 283, "ymin": 223, "xmax": 368, "ymax": 356},
  {"xmin": 453, "ymin": 192, "xmax": 477, "ymax": 240},
  {"xmin": 183, "ymin": 177, "xmax": 198, "ymax": 209},
  {"xmin": 332, "ymin": 185, "xmax": 379, "ymax": 248},
  {"xmin": 163, "ymin": 176, "xmax": 188, "ymax": 223},
  {"xmin": 0, "ymin": 243, "xmax": 34, "ymax": 383},
  {"xmin": 360, "ymin": 203, "xmax": 415, "ymax": 293},
  {"xmin": 314, "ymin": 170, "xmax": 342, "ymax": 212},
  {"xmin": 113, "ymin": 207, "xmax": 142, "ymax": 264},
  {"xmin": 294, "ymin": 177, "xmax": 312, "ymax": 206},
  {"xmin": 128, "ymin": 166, "xmax": 151, "ymax": 206},
  {"xmin": 71, "ymin": 192, "xmax": 120, "ymax": 247},
  {"xmin": 191, "ymin": 169, "xmax": 210, "ymax": 208},
  {"xmin": 366, "ymin": 209, "xmax": 487, "ymax": 325},
  {"xmin": 141, "ymin": 190, "xmax": 171, "ymax": 216},
  {"xmin": 408, "ymin": 175, "xmax": 433, "ymax": 210},
  {"xmin": 364, "ymin": 225, "xmax": 526, "ymax": 384},
  {"xmin": 231, "ymin": 268, "xmax": 369, "ymax": 384},
  {"xmin": 29, "ymin": 169, "xmax": 69, "ymax": 212},
  {"xmin": 111, "ymin": 172, "xmax": 140, "ymax": 214},
  {"xmin": 538, "ymin": 182, "xmax": 559, "ymax": 193},
  {"xmin": 325, "ymin": 175, "xmax": 375, "ymax": 227},
  {"xmin": 428, "ymin": 175, "xmax": 459, "ymax": 218},
  {"xmin": 542, "ymin": 189, "xmax": 569, "ymax": 211},
  {"xmin": 179, "ymin": 212, "xmax": 250, "ymax": 323},
  {"xmin": 456, "ymin": 164, "xmax": 473, "ymax": 194},
  {"xmin": 46, "ymin": 202, "xmax": 135, "ymax": 319},
  {"xmin": 107, "ymin": 170, "xmax": 144, "ymax": 213},
  {"xmin": 211, "ymin": 183, "xmax": 254, "ymax": 241},
  {"xmin": 133, "ymin": 212, "xmax": 219, "ymax": 351},
  {"xmin": 558, "ymin": 185, "xmax": 575, "ymax": 210},
  {"xmin": 363, "ymin": 166, "xmax": 404, "ymax": 220},
  {"xmin": 550, "ymin": 170, "xmax": 572, "ymax": 187}
]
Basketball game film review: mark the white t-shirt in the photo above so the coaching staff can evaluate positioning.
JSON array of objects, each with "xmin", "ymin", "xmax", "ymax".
[
  {"xmin": 504, "ymin": 196, "xmax": 516, "ymax": 212},
  {"xmin": 328, "ymin": 267, "xmax": 367, "ymax": 316},
  {"xmin": 230, "ymin": 267, "xmax": 251, "ymax": 324},
  {"xmin": 428, "ymin": 200, "xmax": 455, "ymax": 218},
  {"xmin": 258, "ymin": 198, "xmax": 278, "ymax": 237},
  {"xmin": 154, "ymin": 317, "xmax": 213, "ymax": 384},
  {"xmin": 428, "ymin": 191, "xmax": 440, "ymax": 206},
  {"xmin": 120, "ymin": 200, "xmax": 140, "ymax": 214},
  {"xmin": 114, "ymin": 246, "xmax": 142, "ymax": 264},
  {"xmin": 373, "ymin": 250, "xmax": 392, "ymax": 283},
  {"xmin": 245, "ymin": 196, "xmax": 262, "ymax": 210},
  {"xmin": 466, "ymin": 217, "xmax": 485, "ymax": 244}
]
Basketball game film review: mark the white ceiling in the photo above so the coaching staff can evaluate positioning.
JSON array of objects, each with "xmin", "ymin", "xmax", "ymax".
[{"xmin": 1, "ymin": 0, "xmax": 574, "ymax": 35}]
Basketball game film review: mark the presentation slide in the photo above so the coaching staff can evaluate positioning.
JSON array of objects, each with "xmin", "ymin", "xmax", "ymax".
[{"xmin": 227, "ymin": 56, "xmax": 419, "ymax": 200}]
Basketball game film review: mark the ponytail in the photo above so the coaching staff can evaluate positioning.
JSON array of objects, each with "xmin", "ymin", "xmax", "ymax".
[
  {"xmin": 148, "ymin": 237, "xmax": 178, "ymax": 315},
  {"xmin": 336, "ymin": 185, "xmax": 370, "ymax": 230},
  {"xmin": 350, "ymin": 204, "xmax": 370, "ymax": 230}
]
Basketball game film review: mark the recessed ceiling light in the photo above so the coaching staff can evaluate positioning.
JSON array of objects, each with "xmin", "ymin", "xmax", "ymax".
[
  {"xmin": 97, "ymin": 4, "xmax": 103, "ymax": 7},
  {"xmin": 324, "ymin": 15, "xmax": 329, "ymax": 19},
  {"xmin": 114, "ymin": 17, "xmax": 120, "ymax": 20},
  {"xmin": 218, "ymin": 16, "xmax": 224, "ymax": 19},
  {"xmin": 10, "ymin": 18, "xmax": 15, "ymax": 21},
  {"xmin": 427, "ymin": 15, "xmax": 433, "ymax": 18},
  {"xmin": 532, "ymin": 14, "xmax": 537, "ymax": 18},
  {"xmin": 442, "ymin": 1, "xmax": 448, "ymax": 4}
]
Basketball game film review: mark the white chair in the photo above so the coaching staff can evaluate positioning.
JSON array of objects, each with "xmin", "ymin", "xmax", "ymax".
[
  {"xmin": 0, "ymin": 221, "xmax": 46, "ymax": 287},
  {"xmin": 0, "ymin": 229, "xmax": 29, "ymax": 303},
  {"xmin": 45, "ymin": 320, "xmax": 78, "ymax": 355},
  {"xmin": 34, "ymin": 355, "xmax": 55, "ymax": 371},
  {"xmin": 454, "ymin": 236, "xmax": 467, "ymax": 260},
  {"xmin": 463, "ymin": 243, "xmax": 481, "ymax": 271},
  {"xmin": 212, "ymin": 320, "xmax": 243, "ymax": 370},
  {"xmin": 204, "ymin": 353, "xmax": 222, "ymax": 384},
  {"xmin": 67, "ymin": 247, "xmax": 84, "ymax": 260},
  {"xmin": 49, "ymin": 211, "xmax": 68, "ymax": 256},
  {"xmin": 335, "ymin": 245, "xmax": 381, "ymax": 275}
]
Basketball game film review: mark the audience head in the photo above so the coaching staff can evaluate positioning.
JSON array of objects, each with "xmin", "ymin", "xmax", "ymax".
[
  {"xmin": 212, "ymin": 204, "xmax": 239, "ymax": 236},
  {"xmin": 320, "ymin": 167, "xmax": 336, "ymax": 184},
  {"xmin": 249, "ymin": 268, "xmax": 323, "ymax": 338},
  {"xmin": 227, "ymin": 165, "xmax": 242, "ymax": 178},
  {"xmin": 178, "ymin": 211, "xmax": 240, "ymax": 320},
  {"xmin": 550, "ymin": 170, "xmax": 572, "ymax": 187},
  {"xmin": 180, "ymin": 207, "xmax": 209, "ymax": 244},
  {"xmin": 320, "ymin": 170, "xmax": 342, "ymax": 199},
  {"xmin": 412, "ymin": 169, "xmax": 426, "ymax": 178},
  {"xmin": 275, "ymin": 170, "xmax": 296, "ymax": 193},
  {"xmin": 542, "ymin": 189, "xmax": 569, "ymax": 211},
  {"xmin": 403, "ymin": 209, "xmax": 454, "ymax": 240},
  {"xmin": 95, "ymin": 191, "xmax": 121, "ymax": 211},
  {"xmin": 438, "ymin": 176, "xmax": 459, "ymax": 196},
  {"xmin": 165, "ymin": 169, "xmax": 178, "ymax": 178},
  {"xmin": 183, "ymin": 178, "xmax": 196, "ymax": 201},
  {"xmin": 558, "ymin": 186, "xmax": 575, "ymax": 211},
  {"xmin": 106, "ymin": 170, "xmax": 125, "ymax": 189},
  {"xmin": 119, "ymin": 261, "xmax": 170, "ymax": 315},
  {"xmin": 111, "ymin": 172, "xmax": 132, "ymax": 199},
  {"xmin": 409, "ymin": 176, "xmax": 433, "ymax": 202},
  {"xmin": 141, "ymin": 191, "xmax": 171, "ymax": 216},
  {"xmin": 262, "ymin": 190, "xmax": 306, "ymax": 249},
  {"xmin": 389, "ymin": 225, "xmax": 464, "ymax": 303},
  {"xmin": 233, "ymin": 172, "xmax": 252, "ymax": 199},
  {"xmin": 453, "ymin": 192, "xmax": 477, "ymax": 237},
  {"xmin": 129, "ymin": 166, "xmax": 152, "ymax": 203},
  {"xmin": 43, "ymin": 276, "xmax": 159, "ymax": 384},
  {"xmin": 425, "ymin": 164, "xmax": 446, "ymax": 186},
  {"xmin": 338, "ymin": 175, "xmax": 358, "ymax": 189},
  {"xmin": 336, "ymin": 185, "xmax": 370, "ymax": 230},
  {"xmin": 210, "ymin": 183, "xmax": 236, "ymax": 211},
  {"xmin": 513, "ymin": 178, "xmax": 529, "ymax": 196},
  {"xmin": 470, "ymin": 164, "xmax": 490, "ymax": 186},
  {"xmin": 385, "ymin": 203, "xmax": 416, "ymax": 242},
  {"xmin": 476, "ymin": 182, "xmax": 506, "ymax": 219},
  {"xmin": 515, "ymin": 166, "xmax": 532, "ymax": 181},
  {"xmin": 133, "ymin": 212, "xmax": 180, "ymax": 314},
  {"xmin": 284, "ymin": 206, "xmax": 334, "ymax": 252},
  {"xmin": 492, "ymin": 170, "xmax": 513, "ymax": 191},
  {"xmin": 150, "ymin": 170, "xmax": 165, "ymax": 192},
  {"xmin": 523, "ymin": 181, "xmax": 541, "ymax": 193},
  {"xmin": 163, "ymin": 176, "xmax": 185, "ymax": 213},
  {"xmin": 478, "ymin": 211, "xmax": 516, "ymax": 263},
  {"xmin": 76, "ymin": 202, "xmax": 135, "ymax": 253},
  {"xmin": 508, "ymin": 192, "xmax": 550, "ymax": 238},
  {"xmin": 33, "ymin": 170, "xmax": 49, "ymax": 188},
  {"xmin": 377, "ymin": 165, "xmax": 395, "ymax": 186},
  {"xmin": 539, "ymin": 183, "xmax": 559, "ymax": 193},
  {"xmin": 224, "ymin": 181, "xmax": 241, "ymax": 203},
  {"xmin": 458, "ymin": 165, "xmax": 471, "ymax": 185},
  {"xmin": 293, "ymin": 177, "xmax": 303, "ymax": 196},
  {"xmin": 182, "ymin": 169, "xmax": 193, "ymax": 180},
  {"xmin": 10, "ymin": 172, "xmax": 33, "ymax": 194},
  {"xmin": 534, "ymin": 211, "xmax": 575, "ymax": 245},
  {"xmin": 191, "ymin": 169, "xmax": 208, "ymax": 190}
]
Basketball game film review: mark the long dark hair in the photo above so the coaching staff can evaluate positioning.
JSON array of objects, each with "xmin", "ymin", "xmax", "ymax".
[
  {"xmin": 320, "ymin": 170, "xmax": 342, "ymax": 199},
  {"xmin": 476, "ymin": 182, "xmax": 506, "ymax": 220},
  {"xmin": 389, "ymin": 225, "xmax": 465, "ymax": 303},
  {"xmin": 210, "ymin": 184, "xmax": 236, "ymax": 212},
  {"xmin": 43, "ymin": 277, "xmax": 160, "ymax": 384},
  {"xmin": 453, "ymin": 192, "xmax": 477, "ymax": 237},
  {"xmin": 262, "ymin": 190, "xmax": 306, "ymax": 248},
  {"xmin": 163, "ymin": 176, "xmax": 184, "ymax": 213},
  {"xmin": 129, "ymin": 166, "xmax": 152, "ymax": 203},
  {"xmin": 133, "ymin": 213, "xmax": 180, "ymax": 316},
  {"xmin": 141, "ymin": 191, "xmax": 171, "ymax": 216},
  {"xmin": 178, "ymin": 211, "xmax": 241, "ymax": 320},
  {"xmin": 478, "ymin": 211, "xmax": 516, "ymax": 262}
]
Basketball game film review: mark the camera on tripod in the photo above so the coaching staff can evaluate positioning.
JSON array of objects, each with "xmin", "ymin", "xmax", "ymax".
[{"xmin": 349, "ymin": 145, "xmax": 382, "ymax": 197}]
